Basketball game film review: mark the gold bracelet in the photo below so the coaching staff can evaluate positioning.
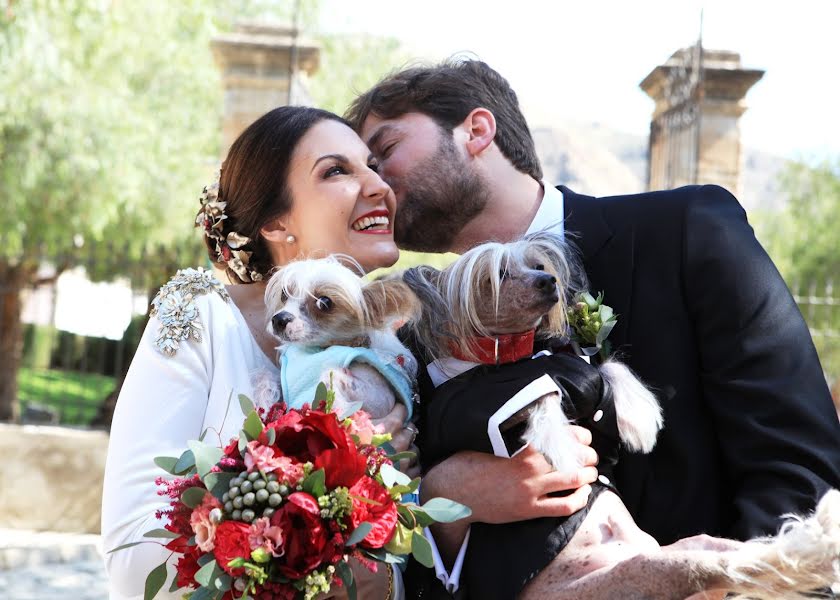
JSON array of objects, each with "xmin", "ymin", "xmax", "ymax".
[{"xmin": 384, "ymin": 564, "xmax": 394, "ymax": 600}]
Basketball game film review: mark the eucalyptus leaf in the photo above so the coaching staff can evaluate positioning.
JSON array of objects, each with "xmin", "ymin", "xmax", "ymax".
[
  {"xmin": 409, "ymin": 508, "xmax": 437, "ymax": 529},
  {"xmin": 197, "ymin": 552, "xmax": 215, "ymax": 567},
  {"xmin": 411, "ymin": 530, "xmax": 434, "ymax": 568},
  {"xmin": 153, "ymin": 456, "xmax": 179, "ymax": 474},
  {"xmin": 242, "ymin": 411, "xmax": 264, "ymax": 441},
  {"xmin": 214, "ymin": 573, "xmax": 232, "ymax": 592},
  {"xmin": 190, "ymin": 587, "xmax": 213, "ymax": 600},
  {"xmin": 143, "ymin": 528, "xmax": 179, "ymax": 539},
  {"xmin": 173, "ymin": 449, "xmax": 196, "ymax": 475},
  {"xmin": 107, "ymin": 540, "xmax": 149, "ymax": 554},
  {"xmin": 188, "ymin": 440, "xmax": 224, "ymax": 479},
  {"xmin": 386, "ymin": 451, "xmax": 417, "ymax": 463},
  {"xmin": 204, "ymin": 471, "xmax": 236, "ymax": 501},
  {"xmin": 314, "ymin": 382, "xmax": 328, "ymax": 407},
  {"xmin": 345, "ymin": 521, "xmax": 373, "ymax": 546},
  {"xmin": 302, "ymin": 469, "xmax": 326, "ymax": 498},
  {"xmin": 420, "ymin": 497, "xmax": 472, "ymax": 523},
  {"xmin": 265, "ymin": 427, "xmax": 276, "ymax": 446},
  {"xmin": 144, "ymin": 560, "xmax": 168, "ymax": 600},
  {"xmin": 337, "ymin": 400, "xmax": 364, "ymax": 420},
  {"xmin": 238, "ymin": 436, "xmax": 248, "ymax": 456},
  {"xmin": 181, "ymin": 486, "xmax": 207, "ymax": 509},
  {"xmin": 336, "ymin": 560, "xmax": 357, "ymax": 600},
  {"xmin": 595, "ymin": 319, "xmax": 617, "ymax": 347},
  {"xmin": 238, "ymin": 394, "xmax": 255, "ymax": 416},
  {"xmin": 194, "ymin": 558, "xmax": 219, "ymax": 587},
  {"xmin": 380, "ymin": 463, "xmax": 411, "ymax": 487},
  {"xmin": 168, "ymin": 571, "xmax": 181, "ymax": 593}
]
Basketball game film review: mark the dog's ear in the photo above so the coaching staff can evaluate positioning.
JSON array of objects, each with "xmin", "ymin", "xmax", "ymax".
[{"xmin": 362, "ymin": 277, "xmax": 421, "ymax": 331}]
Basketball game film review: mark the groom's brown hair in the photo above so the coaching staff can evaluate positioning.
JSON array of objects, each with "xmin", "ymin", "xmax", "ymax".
[{"xmin": 345, "ymin": 58, "xmax": 542, "ymax": 180}]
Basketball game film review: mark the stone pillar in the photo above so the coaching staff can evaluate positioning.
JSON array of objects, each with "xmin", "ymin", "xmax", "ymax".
[
  {"xmin": 211, "ymin": 22, "xmax": 320, "ymax": 157},
  {"xmin": 640, "ymin": 48, "xmax": 763, "ymax": 195}
]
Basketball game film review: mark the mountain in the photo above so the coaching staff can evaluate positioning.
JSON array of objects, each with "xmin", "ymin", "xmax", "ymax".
[{"xmin": 532, "ymin": 121, "xmax": 790, "ymax": 212}]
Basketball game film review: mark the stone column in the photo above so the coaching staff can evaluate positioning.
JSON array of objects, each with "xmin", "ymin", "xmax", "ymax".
[
  {"xmin": 640, "ymin": 48, "xmax": 764, "ymax": 195},
  {"xmin": 211, "ymin": 22, "xmax": 320, "ymax": 157}
]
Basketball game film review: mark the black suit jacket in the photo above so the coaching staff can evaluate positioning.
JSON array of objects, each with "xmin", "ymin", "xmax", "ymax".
[
  {"xmin": 562, "ymin": 184, "xmax": 840, "ymax": 543},
  {"xmin": 403, "ymin": 184, "xmax": 840, "ymax": 599}
]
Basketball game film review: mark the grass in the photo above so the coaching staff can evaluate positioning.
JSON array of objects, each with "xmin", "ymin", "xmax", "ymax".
[{"xmin": 17, "ymin": 368, "xmax": 116, "ymax": 425}]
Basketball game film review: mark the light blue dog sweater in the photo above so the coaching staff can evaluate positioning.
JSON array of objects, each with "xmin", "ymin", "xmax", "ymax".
[{"xmin": 279, "ymin": 344, "xmax": 414, "ymax": 419}]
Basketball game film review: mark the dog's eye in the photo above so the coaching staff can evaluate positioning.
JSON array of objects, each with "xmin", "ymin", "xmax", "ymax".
[
  {"xmin": 533, "ymin": 263, "xmax": 545, "ymax": 271},
  {"xmin": 315, "ymin": 296, "xmax": 333, "ymax": 312}
]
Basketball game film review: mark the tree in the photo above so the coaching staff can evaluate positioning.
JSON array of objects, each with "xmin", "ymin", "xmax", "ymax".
[
  {"xmin": 0, "ymin": 0, "xmax": 224, "ymax": 420},
  {"xmin": 757, "ymin": 158, "xmax": 840, "ymax": 383}
]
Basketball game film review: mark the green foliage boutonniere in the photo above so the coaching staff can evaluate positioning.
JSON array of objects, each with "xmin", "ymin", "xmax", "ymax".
[{"xmin": 567, "ymin": 291, "xmax": 618, "ymax": 361}]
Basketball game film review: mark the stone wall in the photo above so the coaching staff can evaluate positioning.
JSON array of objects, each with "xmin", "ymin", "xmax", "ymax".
[{"xmin": 0, "ymin": 424, "xmax": 108, "ymax": 534}]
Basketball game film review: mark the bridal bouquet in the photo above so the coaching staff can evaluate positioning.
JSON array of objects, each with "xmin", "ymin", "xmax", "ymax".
[{"xmin": 111, "ymin": 386, "xmax": 468, "ymax": 600}]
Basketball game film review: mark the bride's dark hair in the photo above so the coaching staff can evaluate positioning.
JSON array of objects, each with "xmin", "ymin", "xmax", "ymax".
[{"xmin": 203, "ymin": 106, "xmax": 348, "ymax": 284}]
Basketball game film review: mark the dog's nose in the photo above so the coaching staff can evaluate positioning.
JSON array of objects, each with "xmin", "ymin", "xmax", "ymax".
[
  {"xmin": 271, "ymin": 311, "xmax": 294, "ymax": 333},
  {"xmin": 534, "ymin": 272, "xmax": 557, "ymax": 292}
]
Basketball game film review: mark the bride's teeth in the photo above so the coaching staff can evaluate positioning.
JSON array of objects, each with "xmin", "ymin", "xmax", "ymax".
[{"xmin": 352, "ymin": 215, "xmax": 390, "ymax": 230}]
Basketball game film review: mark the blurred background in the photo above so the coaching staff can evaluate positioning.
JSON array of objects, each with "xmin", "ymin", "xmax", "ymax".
[{"xmin": 0, "ymin": 0, "xmax": 838, "ymax": 597}]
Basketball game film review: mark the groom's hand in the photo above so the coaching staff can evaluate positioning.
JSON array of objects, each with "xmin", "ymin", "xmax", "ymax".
[{"xmin": 422, "ymin": 426, "xmax": 598, "ymax": 564}]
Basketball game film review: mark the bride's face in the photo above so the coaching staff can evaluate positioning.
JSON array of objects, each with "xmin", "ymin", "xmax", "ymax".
[{"xmin": 281, "ymin": 120, "xmax": 399, "ymax": 272}]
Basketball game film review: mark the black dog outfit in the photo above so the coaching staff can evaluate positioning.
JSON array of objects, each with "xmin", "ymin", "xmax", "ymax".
[{"xmin": 421, "ymin": 351, "xmax": 621, "ymax": 599}]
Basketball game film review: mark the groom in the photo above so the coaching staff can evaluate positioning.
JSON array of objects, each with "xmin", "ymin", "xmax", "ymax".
[{"xmin": 347, "ymin": 59, "xmax": 840, "ymax": 594}]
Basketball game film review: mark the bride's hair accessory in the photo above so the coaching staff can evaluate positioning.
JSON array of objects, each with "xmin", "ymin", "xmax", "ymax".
[{"xmin": 195, "ymin": 169, "xmax": 263, "ymax": 283}]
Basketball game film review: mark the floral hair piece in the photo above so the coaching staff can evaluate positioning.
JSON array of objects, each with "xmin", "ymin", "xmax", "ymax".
[{"xmin": 195, "ymin": 169, "xmax": 263, "ymax": 283}]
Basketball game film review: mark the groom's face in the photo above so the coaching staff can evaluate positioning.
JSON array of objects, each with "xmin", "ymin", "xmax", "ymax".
[{"xmin": 361, "ymin": 112, "xmax": 487, "ymax": 253}]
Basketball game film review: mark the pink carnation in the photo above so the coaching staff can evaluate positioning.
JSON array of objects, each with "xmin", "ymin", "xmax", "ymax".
[
  {"xmin": 248, "ymin": 517, "xmax": 285, "ymax": 557},
  {"xmin": 190, "ymin": 493, "xmax": 223, "ymax": 552},
  {"xmin": 244, "ymin": 441, "xmax": 304, "ymax": 484},
  {"xmin": 346, "ymin": 410, "xmax": 383, "ymax": 445}
]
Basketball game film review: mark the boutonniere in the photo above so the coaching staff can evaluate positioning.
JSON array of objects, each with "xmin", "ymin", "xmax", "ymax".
[{"xmin": 566, "ymin": 291, "xmax": 618, "ymax": 361}]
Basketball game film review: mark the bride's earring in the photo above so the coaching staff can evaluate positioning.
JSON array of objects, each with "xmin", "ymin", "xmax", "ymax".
[{"xmin": 286, "ymin": 234, "xmax": 296, "ymax": 244}]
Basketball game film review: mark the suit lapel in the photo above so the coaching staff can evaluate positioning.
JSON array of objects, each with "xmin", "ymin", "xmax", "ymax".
[{"xmin": 562, "ymin": 186, "xmax": 636, "ymax": 349}]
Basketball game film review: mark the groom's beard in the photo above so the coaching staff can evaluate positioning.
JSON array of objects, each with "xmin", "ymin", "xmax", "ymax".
[{"xmin": 393, "ymin": 134, "xmax": 488, "ymax": 253}]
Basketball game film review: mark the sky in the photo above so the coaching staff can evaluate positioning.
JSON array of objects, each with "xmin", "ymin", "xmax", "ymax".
[{"xmin": 318, "ymin": 0, "xmax": 840, "ymax": 161}]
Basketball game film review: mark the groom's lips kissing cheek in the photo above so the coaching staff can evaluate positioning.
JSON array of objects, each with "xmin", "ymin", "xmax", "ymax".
[{"xmin": 351, "ymin": 208, "xmax": 392, "ymax": 234}]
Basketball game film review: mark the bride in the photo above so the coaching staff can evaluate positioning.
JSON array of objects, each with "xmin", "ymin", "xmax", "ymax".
[{"xmin": 101, "ymin": 106, "xmax": 414, "ymax": 599}]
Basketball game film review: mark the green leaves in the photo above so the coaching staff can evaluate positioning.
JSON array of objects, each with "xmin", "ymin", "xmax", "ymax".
[
  {"xmin": 242, "ymin": 411, "xmax": 264, "ymax": 441},
  {"xmin": 238, "ymin": 394, "xmax": 255, "ymax": 416},
  {"xmin": 410, "ymin": 529, "xmax": 434, "ymax": 568},
  {"xmin": 345, "ymin": 521, "xmax": 373, "ymax": 546},
  {"xmin": 379, "ymin": 463, "xmax": 411, "ymax": 488},
  {"xmin": 204, "ymin": 471, "xmax": 236, "ymax": 501},
  {"xmin": 336, "ymin": 560, "xmax": 357, "ymax": 600},
  {"xmin": 302, "ymin": 469, "xmax": 326, "ymax": 499},
  {"xmin": 142, "ymin": 529, "xmax": 180, "ymax": 539},
  {"xmin": 188, "ymin": 440, "xmax": 223, "ymax": 479},
  {"xmin": 144, "ymin": 560, "xmax": 168, "ymax": 600},
  {"xmin": 180, "ymin": 487, "xmax": 207, "ymax": 509},
  {"xmin": 420, "ymin": 498, "xmax": 472, "ymax": 523}
]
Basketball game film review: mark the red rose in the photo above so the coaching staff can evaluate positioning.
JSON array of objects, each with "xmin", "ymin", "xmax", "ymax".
[
  {"xmin": 213, "ymin": 521, "xmax": 252, "ymax": 576},
  {"xmin": 174, "ymin": 544, "xmax": 202, "ymax": 589},
  {"xmin": 314, "ymin": 447, "xmax": 367, "ymax": 489},
  {"xmin": 266, "ymin": 409, "xmax": 355, "ymax": 464},
  {"xmin": 271, "ymin": 492, "xmax": 340, "ymax": 579},
  {"xmin": 348, "ymin": 476, "xmax": 398, "ymax": 549}
]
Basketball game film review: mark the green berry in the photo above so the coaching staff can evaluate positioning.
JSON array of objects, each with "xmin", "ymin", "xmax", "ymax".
[
  {"xmin": 253, "ymin": 479, "xmax": 266, "ymax": 491},
  {"xmin": 268, "ymin": 493, "xmax": 282, "ymax": 507},
  {"xmin": 222, "ymin": 492, "xmax": 230, "ymax": 503},
  {"xmin": 267, "ymin": 473, "xmax": 278, "ymax": 482},
  {"xmin": 229, "ymin": 486, "xmax": 240, "ymax": 498},
  {"xmin": 233, "ymin": 496, "xmax": 244, "ymax": 509},
  {"xmin": 242, "ymin": 509, "xmax": 255, "ymax": 522},
  {"xmin": 262, "ymin": 507, "xmax": 275, "ymax": 518},
  {"xmin": 247, "ymin": 471, "xmax": 260, "ymax": 482},
  {"xmin": 243, "ymin": 492, "xmax": 255, "ymax": 506},
  {"xmin": 232, "ymin": 509, "xmax": 242, "ymax": 520},
  {"xmin": 224, "ymin": 501, "xmax": 233, "ymax": 513},
  {"xmin": 256, "ymin": 489, "xmax": 269, "ymax": 503},
  {"xmin": 279, "ymin": 485, "xmax": 289, "ymax": 495},
  {"xmin": 266, "ymin": 481, "xmax": 280, "ymax": 494},
  {"xmin": 241, "ymin": 480, "xmax": 253, "ymax": 493}
]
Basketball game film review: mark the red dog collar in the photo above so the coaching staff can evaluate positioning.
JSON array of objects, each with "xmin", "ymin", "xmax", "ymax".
[{"xmin": 449, "ymin": 330, "xmax": 536, "ymax": 365}]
